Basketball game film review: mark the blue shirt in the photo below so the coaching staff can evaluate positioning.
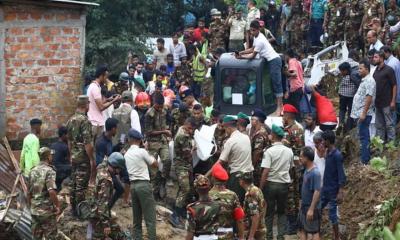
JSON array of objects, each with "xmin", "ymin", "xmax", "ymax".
[
  {"xmin": 301, "ymin": 166, "xmax": 321, "ymax": 209},
  {"xmin": 311, "ymin": 0, "xmax": 327, "ymax": 20},
  {"xmin": 95, "ymin": 133, "xmax": 113, "ymax": 166},
  {"xmin": 50, "ymin": 140, "xmax": 70, "ymax": 171},
  {"xmin": 384, "ymin": 55, "xmax": 400, "ymax": 102},
  {"xmin": 322, "ymin": 148, "xmax": 346, "ymax": 194}
]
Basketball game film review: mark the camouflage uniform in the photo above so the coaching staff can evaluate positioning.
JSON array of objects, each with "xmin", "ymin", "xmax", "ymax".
[
  {"xmin": 91, "ymin": 162, "xmax": 125, "ymax": 240},
  {"xmin": 362, "ymin": 0, "xmax": 383, "ymax": 51},
  {"xmin": 283, "ymin": 123, "xmax": 304, "ymax": 230},
  {"xmin": 173, "ymin": 63, "xmax": 193, "ymax": 85},
  {"xmin": 29, "ymin": 162, "xmax": 58, "ymax": 240},
  {"xmin": 66, "ymin": 110, "xmax": 93, "ymax": 213},
  {"xmin": 211, "ymin": 125, "xmax": 227, "ymax": 166},
  {"xmin": 113, "ymin": 81, "xmax": 129, "ymax": 95},
  {"xmin": 345, "ymin": 0, "xmax": 364, "ymax": 50},
  {"xmin": 174, "ymin": 127, "xmax": 194, "ymax": 208},
  {"xmin": 243, "ymin": 184, "xmax": 267, "ymax": 239},
  {"xmin": 209, "ymin": 186, "xmax": 241, "ymax": 240},
  {"xmin": 325, "ymin": 0, "xmax": 347, "ymax": 46},
  {"xmin": 144, "ymin": 106, "xmax": 170, "ymax": 195},
  {"xmin": 385, "ymin": 7, "xmax": 400, "ymax": 51},
  {"xmin": 193, "ymin": 117, "xmax": 211, "ymax": 130},
  {"xmin": 287, "ymin": 1, "xmax": 306, "ymax": 54},
  {"xmin": 187, "ymin": 176, "xmax": 221, "ymax": 237},
  {"xmin": 250, "ymin": 125, "xmax": 270, "ymax": 187},
  {"xmin": 170, "ymin": 107, "xmax": 191, "ymax": 137},
  {"xmin": 112, "ymin": 103, "xmax": 133, "ymax": 147},
  {"xmin": 209, "ymin": 19, "xmax": 228, "ymax": 51}
]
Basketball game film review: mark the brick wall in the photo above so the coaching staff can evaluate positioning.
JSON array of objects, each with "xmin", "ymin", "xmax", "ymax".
[{"xmin": 0, "ymin": 3, "xmax": 86, "ymax": 141}]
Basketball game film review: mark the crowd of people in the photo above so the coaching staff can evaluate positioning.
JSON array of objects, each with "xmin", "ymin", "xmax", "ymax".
[{"xmin": 17, "ymin": 0, "xmax": 400, "ymax": 240}]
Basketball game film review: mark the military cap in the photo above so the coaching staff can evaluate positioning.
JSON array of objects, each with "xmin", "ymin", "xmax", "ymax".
[
  {"xmin": 271, "ymin": 124, "xmax": 285, "ymax": 138},
  {"xmin": 210, "ymin": 8, "xmax": 221, "ymax": 16},
  {"xmin": 128, "ymin": 128, "xmax": 143, "ymax": 140},
  {"xmin": 38, "ymin": 147, "xmax": 54, "ymax": 160},
  {"xmin": 194, "ymin": 174, "xmax": 210, "ymax": 189},
  {"xmin": 108, "ymin": 152, "xmax": 126, "ymax": 169},
  {"xmin": 122, "ymin": 91, "xmax": 133, "ymax": 101},
  {"xmin": 252, "ymin": 109, "xmax": 267, "ymax": 122},
  {"xmin": 119, "ymin": 72, "xmax": 130, "ymax": 82},
  {"xmin": 30, "ymin": 118, "xmax": 42, "ymax": 126},
  {"xmin": 235, "ymin": 5, "xmax": 244, "ymax": 12},
  {"xmin": 77, "ymin": 95, "xmax": 89, "ymax": 105},
  {"xmin": 237, "ymin": 171, "xmax": 253, "ymax": 181},
  {"xmin": 212, "ymin": 162, "xmax": 229, "ymax": 181},
  {"xmin": 237, "ymin": 112, "xmax": 249, "ymax": 121},
  {"xmin": 134, "ymin": 77, "xmax": 146, "ymax": 89},
  {"xmin": 222, "ymin": 115, "xmax": 236, "ymax": 124},
  {"xmin": 181, "ymin": 89, "xmax": 193, "ymax": 99},
  {"xmin": 283, "ymin": 104, "xmax": 299, "ymax": 114}
]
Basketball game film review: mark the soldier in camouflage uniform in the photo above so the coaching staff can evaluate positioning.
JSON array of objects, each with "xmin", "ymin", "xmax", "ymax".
[
  {"xmin": 360, "ymin": 0, "xmax": 384, "ymax": 53},
  {"xmin": 192, "ymin": 104, "xmax": 210, "ymax": 130},
  {"xmin": 323, "ymin": 0, "xmax": 347, "ymax": 46},
  {"xmin": 385, "ymin": 0, "xmax": 400, "ymax": 51},
  {"xmin": 238, "ymin": 172, "xmax": 267, "ymax": 240},
  {"xmin": 286, "ymin": 0, "xmax": 305, "ymax": 55},
  {"xmin": 170, "ymin": 102, "xmax": 191, "ymax": 137},
  {"xmin": 209, "ymin": 9, "xmax": 228, "ymax": 51},
  {"xmin": 91, "ymin": 152, "xmax": 126, "ymax": 240},
  {"xmin": 144, "ymin": 92, "xmax": 171, "ymax": 199},
  {"xmin": 173, "ymin": 117, "xmax": 196, "ymax": 222},
  {"xmin": 186, "ymin": 175, "xmax": 221, "ymax": 240},
  {"xmin": 210, "ymin": 110, "xmax": 227, "ymax": 167},
  {"xmin": 66, "ymin": 95, "xmax": 95, "ymax": 216},
  {"xmin": 249, "ymin": 109, "xmax": 270, "ymax": 187},
  {"xmin": 282, "ymin": 104, "xmax": 304, "ymax": 235},
  {"xmin": 345, "ymin": 0, "xmax": 364, "ymax": 50},
  {"xmin": 173, "ymin": 56, "xmax": 193, "ymax": 87},
  {"xmin": 28, "ymin": 147, "xmax": 60, "ymax": 240},
  {"xmin": 209, "ymin": 163, "xmax": 245, "ymax": 240},
  {"xmin": 113, "ymin": 72, "xmax": 130, "ymax": 95}
]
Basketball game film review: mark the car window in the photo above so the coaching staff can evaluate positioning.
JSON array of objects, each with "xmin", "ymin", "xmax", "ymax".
[{"xmin": 221, "ymin": 68, "xmax": 257, "ymax": 105}]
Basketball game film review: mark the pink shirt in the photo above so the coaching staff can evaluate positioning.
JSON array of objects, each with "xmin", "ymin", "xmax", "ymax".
[
  {"xmin": 288, "ymin": 58, "xmax": 304, "ymax": 93},
  {"xmin": 87, "ymin": 81, "xmax": 105, "ymax": 126}
]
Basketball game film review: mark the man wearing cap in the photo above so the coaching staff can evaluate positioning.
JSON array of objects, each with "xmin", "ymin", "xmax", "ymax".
[
  {"xmin": 239, "ymin": 171, "xmax": 266, "ymax": 240},
  {"xmin": 172, "ymin": 117, "xmax": 197, "ymax": 226},
  {"xmin": 245, "ymin": 0, "xmax": 260, "ymax": 47},
  {"xmin": 209, "ymin": 8, "xmax": 227, "ymax": 51},
  {"xmin": 209, "ymin": 115, "xmax": 253, "ymax": 203},
  {"xmin": 125, "ymin": 128, "xmax": 158, "ymax": 240},
  {"xmin": 170, "ymin": 102, "xmax": 191, "ymax": 137},
  {"xmin": 28, "ymin": 147, "xmax": 60, "ymax": 239},
  {"xmin": 66, "ymin": 95, "xmax": 95, "ymax": 216},
  {"xmin": 282, "ymin": 103, "xmax": 304, "ymax": 235},
  {"xmin": 209, "ymin": 163, "xmax": 245, "ymax": 239},
  {"xmin": 113, "ymin": 72, "xmax": 130, "ymax": 95},
  {"xmin": 237, "ymin": 112, "xmax": 250, "ymax": 135},
  {"xmin": 250, "ymin": 109, "xmax": 271, "ymax": 187},
  {"xmin": 144, "ymin": 92, "xmax": 171, "ymax": 200},
  {"xmin": 186, "ymin": 175, "xmax": 221, "ymax": 240},
  {"xmin": 260, "ymin": 124, "xmax": 294, "ymax": 240},
  {"xmin": 173, "ymin": 56, "xmax": 192, "ymax": 88},
  {"xmin": 112, "ymin": 90, "xmax": 141, "ymax": 149},
  {"xmin": 20, "ymin": 118, "xmax": 42, "ymax": 177},
  {"xmin": 226, "ymin": 6, "xmax": 246, "ymax": 51}
]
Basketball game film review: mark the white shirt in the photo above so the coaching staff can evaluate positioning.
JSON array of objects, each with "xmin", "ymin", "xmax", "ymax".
[
  {"xmin": 253, "ymin": 32, "xmax": 280, "ymax": 61},
  {"xmin": 304, "ymin": 126, "xmax": 321, "ymax": 150},
  {"xmin": 125, "ymin": 145, "xmax": 155, "ymax": 181},
  {"xmin": 261, "ymin": 142, "xmax": 294, "ymax": 183},
  {"xmin": 169, "ymin": 42, "xmax": 187, "ymax": 66},
  {"xmin": 219, "ymin": 130, "xmax": 254, "ymax": 173},
  {"xmin": 313, "ymin": 152, "xmax": 325, "ymax": 186},
  {"xmin": 153, "ymin": 48, "xmax": 170, "ymax": 69},
  {"xmin": 369, "ymin": 39, "xmax": 383, "ymax": 51}
]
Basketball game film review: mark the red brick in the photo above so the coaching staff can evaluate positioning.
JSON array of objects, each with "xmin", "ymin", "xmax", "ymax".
[
  {"xmin": 68, "ymin": 37, "xmax": 79, "ymax": 43},
  {"xmin": 9, "ymin": 27, "xmax": 22, "ymax": 35},
  {"xmin": 43, "ymin": 51, "xmax": 55, "ymax": 58},
  {"xmin": 43, "ymin": 13, "xmax": 54, "ymax": 20},
  {"xmin": 56, "ymin": 51, "xmax": 68, "ymax": 58},
  {"xmin": 61, "ymin": 44, "xmax": 71, "ymax": 50},
  {"xmin": 72, "ymin": 43, "xmax": 81, "ymax": 50},
  {"xmin": 10, "ymin": 44, "xmax": 22, "ymax": 52},
  {"xmin": 56, "ymin": 13, "xmax": 67, "ymax": 21},
  {"xmin": 55, "ymin": 36, "xmax": 67, "ymax": 43},
  {"xmin": 30, "ymin": 36, "xmax": 40, "ymax": 43},
  {"xmin": 30, "ymin": 11, "xmax": 42, "ymax": 20},
  {"xmin": 4, "ymin": 52, "xmax": 16, "ymax": 59},
  {"xmin": 24, "ymin": 28, "xmax": 35, "ymax": 35},
  {"xmin": 32, "ymin": 51, "xmax": 41, "ymax": 58},
  {"xmin": 17, "ymin": 52, "xmax": 29, "ymax": 59},
  {"xmin": 62, "ymin": 59, "xmax": 74, "ymax": 65},
  {"xmin": 73, "ymin": 28, "xmax": 81, "ymax": 34},
  {"xmin": 43, "ymin": 36, "xmax": 53, "ymax": 43},
  {"xmin": 70, "ymin": 50, "xmax": 80, "ymax": 57},
  {"xmin": 24, "ymin": 60, "xmax": 35, "ymax": 67},
  {"xmin": 38, "ymin": 76, "xmax": 49, "ymax": 83},
  {"xmin": 17, "ymin": 37, "xmax": 28, "ymax": 43},
  {"xmin": 12, "ymin": 60, "xmax": 22, "ymax": 67},
  {"xmin": 70, "ymin": 67, "xmax": 80, "ymax": 74},
  {"xmin": 22, "ymin": 44, "xmax": 34, "ymax": 51},
  {"xmin": 37, "ymin": 60, "xmax": 48, "ymax": 66},
  {"xmin": 5, "ymin": 37, "xmax": 15, "ymax": 43},
  {"xmin": 49, "ymin": 27, "xmax": 61, "ymax": 35},
  {"xmin": 49, "ymin": 44, "xmax": 59, "ymax": 50},
  {"xmin": 63, "ymin": 27, "xmax": 73, "ymax": 34},
  {"xmin": 70, "ymin": 12, "xmax": 81, "ymax": 20},
  {"xmin": 17, "ymin": 13, "xmax": 29, "ymax": 20},
  {"xmin": 4, "ymin": 13, "xmax": 17, "ymax": 21},
  {"xmin": 24, "ymin": 78, "xmax": 37, "ymax": 84},
  {"xmin": 58, "ymin": 67, "xmax": 69, "ymax": 74},
  {"xmin": 49, "ymin": 59, "xmax": 61, "ymax": 65}
]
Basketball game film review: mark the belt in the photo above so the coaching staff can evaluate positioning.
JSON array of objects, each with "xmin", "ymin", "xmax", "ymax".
[
  {"xmin": 130, "ymin": 179, "xmax": 150, "ymax": 183},
  {"xmin": 193, "ymin": 234, "xmax": 218, "ymax": 240}
]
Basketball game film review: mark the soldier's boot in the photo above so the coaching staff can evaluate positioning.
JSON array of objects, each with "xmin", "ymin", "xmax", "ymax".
[{"xmin": 286, "ymin": 214, "xmax": 298, "ymax": 235}]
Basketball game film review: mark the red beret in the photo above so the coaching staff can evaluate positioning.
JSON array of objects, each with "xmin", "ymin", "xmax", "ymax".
[
  {"xmin": 283, "ymin": 104, "xmax": 299, "ymax": 114},
  {"xmin": 212, "ymin": 162, "xmax": 229, "ymax": 181}
]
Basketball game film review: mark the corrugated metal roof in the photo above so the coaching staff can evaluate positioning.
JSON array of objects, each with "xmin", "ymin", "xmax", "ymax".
[{"xmin": 50, "ymin": 0, "xmax": 99, "ymax": 6}]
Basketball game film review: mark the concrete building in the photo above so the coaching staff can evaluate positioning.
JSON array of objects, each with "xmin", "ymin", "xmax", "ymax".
[{"xmin": 0, "ymin": 0, "xmax": 97, "ymax": 141}]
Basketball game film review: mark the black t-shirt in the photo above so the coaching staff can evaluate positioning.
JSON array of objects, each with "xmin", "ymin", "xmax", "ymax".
[
  {"xmin": 373, "ymin": 64, "xmax": 397, "ymax": 108},
  {"xmin": 50, "ymin": 140, "xmax": 70, "ymax": 171}
]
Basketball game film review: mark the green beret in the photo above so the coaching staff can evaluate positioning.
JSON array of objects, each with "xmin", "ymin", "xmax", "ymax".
[
  {"xmin": 134, "ymin": 77, "xmax": 146, "ymax": 90},
  {"xmin": 237, "ymin": 112, "xmax": 249, "ymax": 120},
  {"xmin": 271, "ymin": 124, "xmax": 285, "ymax": 138},
  {"xmin": 223, "ymin": 115, "xmax": 236, "ymax": 123}
]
